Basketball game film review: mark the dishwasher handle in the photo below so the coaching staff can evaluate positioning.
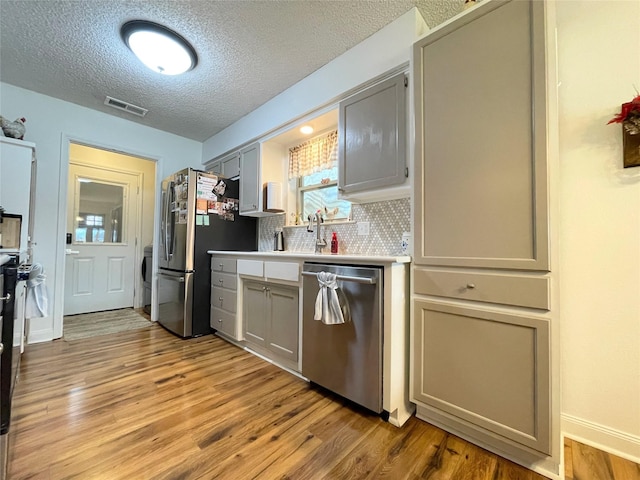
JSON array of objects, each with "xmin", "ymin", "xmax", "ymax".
[{"xmin": 302, "ymin": 271, "xmax": 377, "ymax": 285}]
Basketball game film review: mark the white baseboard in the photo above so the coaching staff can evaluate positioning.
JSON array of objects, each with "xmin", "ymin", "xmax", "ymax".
[
  {"xmin": 26, "ymin": 329, "xmax": 53, "ymax": 344},
  {"xmin": 562, "ymin": 413, "xmax": 640, "ymax": 464}
]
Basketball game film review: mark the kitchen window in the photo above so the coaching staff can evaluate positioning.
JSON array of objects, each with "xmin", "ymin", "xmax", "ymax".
[
  {"xmin": 298, "ymin": 167, "xmax": 350, "ymax": 223},
  {"xmin": 289, "ymin": 129, "xmax": 350, "ymax": 225}
]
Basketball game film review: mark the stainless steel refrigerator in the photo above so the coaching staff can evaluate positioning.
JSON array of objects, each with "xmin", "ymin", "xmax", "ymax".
[{"xmin": 157, "ymin": 168, "xmax": 257, "ymax": 337}]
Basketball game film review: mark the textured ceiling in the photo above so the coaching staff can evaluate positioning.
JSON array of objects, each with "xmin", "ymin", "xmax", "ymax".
[{"xmin": 0, "ymin": 0, "xmax": 462, "ymax": 142}]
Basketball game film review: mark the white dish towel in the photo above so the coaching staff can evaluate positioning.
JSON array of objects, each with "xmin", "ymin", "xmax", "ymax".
[
  {"xmin": 314, "ymin": 272, "xmax": 345, "ymax": 325},
  {"xmin": 25, "ymin": 263, "xmax": 49, "ymax": 318}
]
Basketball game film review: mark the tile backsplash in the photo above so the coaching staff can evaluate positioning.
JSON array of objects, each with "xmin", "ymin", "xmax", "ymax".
[{"xmin": 258, "ymin": 198, "xmax": 410, "ymax": 256}]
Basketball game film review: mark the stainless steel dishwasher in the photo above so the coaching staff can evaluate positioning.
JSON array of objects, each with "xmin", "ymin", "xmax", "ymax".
[{"xmin": 302, "ymin": 262, "xmax": 383, "ymax": 413}]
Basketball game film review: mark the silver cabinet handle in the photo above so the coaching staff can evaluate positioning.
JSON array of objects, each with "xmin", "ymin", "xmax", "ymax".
[
  {"xmin": 217, "ymin": 318, "xmax": 222, "ymax": 323},
  {"xmin": 1, "ymin": 293, "xmax": 11, "ymax": 301},
  {"xmin": 218, "ymin": 278, "xmax": 223, "ymax": 283},
  {"xmin": 0, "ymin": 343, "xmax": 3, "ymax": 355},
  {"xmin": 466, "ymin": 283, "xmax": 476, "ymax": 289},
  {"xmin": 218, "ymin": 297, "xmax": 223, "ymax": 302}
]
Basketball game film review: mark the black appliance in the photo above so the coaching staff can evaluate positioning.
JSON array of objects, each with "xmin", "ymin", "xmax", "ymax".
[
  {"xmin": 0, "ymin": 255, "xmax": 18, "ymax": 479},
  {"xmin": 157, "ymin": 168, "xmax": 257, "ymax": 338}
]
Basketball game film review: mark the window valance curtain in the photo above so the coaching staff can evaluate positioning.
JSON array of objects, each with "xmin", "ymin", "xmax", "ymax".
[{"xmin": 288, "ymin": 130, "xmax": 338, "ymax": 179}]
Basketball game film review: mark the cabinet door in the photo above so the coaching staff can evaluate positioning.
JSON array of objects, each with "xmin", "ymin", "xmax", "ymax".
[
  {"xmin": 243, "ymin": 280, "xmax": 267, "ymax": 346},
  {"xmin": 209, "ymin": 160, "xmax": 222, "ymax": 175},
  {"xmin": 239, "ymin": 142, "xmax": 261, "ymax": 214},
  {"xmin": 1, "ymin": 140, "xmax": 34, "ymax": 252},
  {"xmin": 412, "ymin": 299, "xmax": 550, "ymax": 454},
  {"xmin": 338, "ymin": 73, "xmax": 406, "ymax": 194},
  {"xmin": 413, "ymin": 0, "xmax": 548, "ymax": 271},
  {"xmin": 267, "ymin": 284, "xmax": 299, "ymax": 362},
  {"xmin": 222, "ymin": 152, "xmax": 241, "ymax": 179}
]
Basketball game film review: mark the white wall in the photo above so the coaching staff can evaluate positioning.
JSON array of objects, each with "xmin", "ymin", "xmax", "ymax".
[
  {"xmin": 0, "ymin": 83, "xmax": 202, "ymax": 342},
  {"xmin": 557, "ymin": 0, "xmax": 640, "ymax": 461},
  {"xmin": 202, "ymin": 8, "xmax": 429, "ymax": 162}
]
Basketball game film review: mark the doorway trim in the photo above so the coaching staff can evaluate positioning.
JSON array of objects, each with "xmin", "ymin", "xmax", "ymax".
[{"xmin": 53, "ymin": 134, "xmax": 162, "ymax": 340}]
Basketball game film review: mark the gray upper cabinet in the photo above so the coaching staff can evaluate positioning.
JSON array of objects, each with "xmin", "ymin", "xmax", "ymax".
[
  {"xmin": 221, "ymin": 151, "xmax": 241, "ymax": 179},
  {"xmin": 209, "ymin": 151, "xmax": 240, "ymax": 179},
  {"xmin": 239, "ymin": 142, "xmax": 260, "ymax": 215},
  {"xmin": 413, "ymin": 0, "xmax": 548, "ymax": 271},
  {"xmin": 209, "ymin": 160, "xmax": 223, "ymax": 175},
  {"xmin": 338, "ymin": 73, "xmax": 407, "ymax": 194}
]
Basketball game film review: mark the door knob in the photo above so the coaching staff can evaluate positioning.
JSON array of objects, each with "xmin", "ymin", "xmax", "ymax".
[{"xmin": 65, "ymin": 248, "xmax": 80, "ymax": 255}]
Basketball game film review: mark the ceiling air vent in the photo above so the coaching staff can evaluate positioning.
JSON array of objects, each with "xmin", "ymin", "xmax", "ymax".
[{"xmin": 104, "ymin": 96, "xmax": 148, "ymax": 117}]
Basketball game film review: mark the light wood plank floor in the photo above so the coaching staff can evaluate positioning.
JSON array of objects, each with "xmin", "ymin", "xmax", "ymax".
[{"xmin": 9, "ymin": 324, "xmax": 639, "ymax": 479}]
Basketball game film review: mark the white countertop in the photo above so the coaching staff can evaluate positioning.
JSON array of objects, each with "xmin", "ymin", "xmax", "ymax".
[
  {"xmin": 207, "ymin": 250, "xmax": 411, "ymax": 264},
  {"xmin": 0, "ymin": 254, "xmax": 12, "ymax": 267}
]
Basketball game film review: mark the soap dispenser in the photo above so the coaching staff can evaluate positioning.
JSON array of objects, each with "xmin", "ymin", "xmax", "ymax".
[{"xmin": 330, "ymin": 231, "xmax": 338, "ymax": 254}]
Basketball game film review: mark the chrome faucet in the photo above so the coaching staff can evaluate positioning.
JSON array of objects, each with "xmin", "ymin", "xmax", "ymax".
[{"xmin": 307, "ymin": 211, "xmax": 326, "ymax": 254}]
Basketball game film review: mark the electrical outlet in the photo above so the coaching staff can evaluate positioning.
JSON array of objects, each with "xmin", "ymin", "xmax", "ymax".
[{"xmin": 357, "ymin": 221, "xmax": 370, "ymax": 236}]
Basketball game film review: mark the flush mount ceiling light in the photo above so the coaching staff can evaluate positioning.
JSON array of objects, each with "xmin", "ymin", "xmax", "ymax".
[
  {"xmin": 300, "ymin": 125, "xmax": 314, "ymax": 135},
  {"xmin": 121, "ymin": 20, "xmax": 198, "ymax": 75}
]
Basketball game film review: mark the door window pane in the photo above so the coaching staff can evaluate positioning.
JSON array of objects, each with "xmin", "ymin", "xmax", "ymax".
[{"xmin": 74, "ymin": 179, "xmax": 126, "ymax": 244}]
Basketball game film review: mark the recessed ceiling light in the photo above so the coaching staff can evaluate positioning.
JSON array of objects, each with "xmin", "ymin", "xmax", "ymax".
[
  {"xmin": 121, "ymin": 20, "xmax": 198, "ymax": 75},
  {"xmin": 300, "ymin": 125, "xmax": 314, "ymax": 135}
]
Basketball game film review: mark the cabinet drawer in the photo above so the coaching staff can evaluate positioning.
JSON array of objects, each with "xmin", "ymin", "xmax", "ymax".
[
  {"xmin": 210, "ymin": 306, "xmax": 237, "ymax": 338},
  {"xmin": 211, "ymin": 257, "xmax": 237, "ymax": 274},
  {"xmin": 237, "ymin": 259, "xmax": 264, "ymax": 277},
  {"xmin": 211, "ymin": 271, "xmax": 237, "ymax": 291},
  {"xmin": 264, "ymin": 261, "xmax": 299, "ymax": 282},
  {"xmin": 414, "ymin": 268, "xmax": 549, "ymax": 310},
  {"xmin": 211, "ymin": 286, "xmax": 237, "ymax": 313}
]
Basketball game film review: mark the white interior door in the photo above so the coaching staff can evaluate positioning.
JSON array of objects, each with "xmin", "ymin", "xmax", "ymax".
[{"xmin": 64, "ymin": 164, "xmax": 139, "ymax": 315}]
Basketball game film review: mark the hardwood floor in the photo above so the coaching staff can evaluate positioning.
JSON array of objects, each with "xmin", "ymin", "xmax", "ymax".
[
  {"xmin": 564, "ymin": 437, "xmax": 640, "ymax": 480},
  {"xmin": 9, "ymin": 325, "xmax": 639, "ymax": 479}
]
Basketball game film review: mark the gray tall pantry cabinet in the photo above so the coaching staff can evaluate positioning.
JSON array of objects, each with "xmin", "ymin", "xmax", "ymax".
[{"xmin": 411, "ymin": 0, "xmax": 556, "ymax": 473}]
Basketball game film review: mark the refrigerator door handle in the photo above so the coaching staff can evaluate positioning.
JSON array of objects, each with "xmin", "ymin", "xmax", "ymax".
[
  {"xmin": 162, "ymin": 181, "xmax": 175, "ymax": 262},
  {"xmin": 162, "ymin": 189, "xmax": 169, "ymax": 261},
  {"xmin": 167, "ymin": 181, "xmax": 175, "ymax": 260}
]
